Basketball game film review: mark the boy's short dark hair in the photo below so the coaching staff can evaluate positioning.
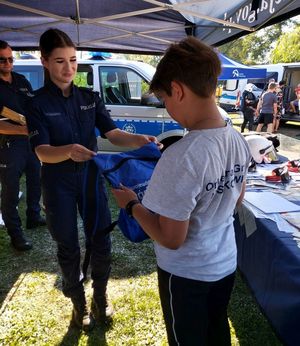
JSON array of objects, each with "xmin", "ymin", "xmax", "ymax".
[{"xmin": 150, "ymin": 36, "xmax": 221, "ymax": 98}]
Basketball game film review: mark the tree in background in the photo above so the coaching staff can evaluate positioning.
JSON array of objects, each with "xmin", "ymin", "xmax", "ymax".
[
  {"xmin": 219, "ymin": 19, "xmax": 298, "ymax": 64},
  {"xmin": 122, "ymin": 54, "xmax": 161, "ymax": 67},
  {"xmin": 271, "ymin": 24, "xmax": 300, "ymax": 63}
]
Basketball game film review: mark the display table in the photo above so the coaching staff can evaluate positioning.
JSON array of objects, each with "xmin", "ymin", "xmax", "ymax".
[
  {"xmin": 234, "ymin": 210, "xmax": 300, "ymax": 346},
  {"xmin": 235, "ymin": 134, "xmax": 300, "ymax": 346}
]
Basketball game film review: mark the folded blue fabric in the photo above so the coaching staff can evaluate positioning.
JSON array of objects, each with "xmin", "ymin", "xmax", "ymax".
[{"xmin": 84, "ymin": 142, "xmax": 161, "ymax": 242}]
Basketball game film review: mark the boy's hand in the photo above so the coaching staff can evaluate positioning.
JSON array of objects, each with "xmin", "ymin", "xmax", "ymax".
[{"xmin": 112, "ymin": 184, "xmax": 138, "ymax": 209}]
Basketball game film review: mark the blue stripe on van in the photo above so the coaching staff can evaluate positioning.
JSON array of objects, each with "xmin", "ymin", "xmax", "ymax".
[
  {"xmin": 220, "ymin": 93, "xmax": 237, "ymax": 100},
  {"xmin": 113, "ymin": 119, "xmax": 182, "ymax": 136}
]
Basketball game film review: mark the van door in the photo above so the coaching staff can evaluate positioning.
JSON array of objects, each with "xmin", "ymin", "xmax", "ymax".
[
  {"xmin": 283, "ymin": 67, "xmax": 300, "ymax": 104},
  {"xmin": 280, "ymin": 66, "xmax": 300, "ymax": 122},
  {"xmin": 96, "ymin": 65, "xmax": 170, "ymax": 151},
  {"xmin": 219, "ymin": 79, "xmax": 245, "ymax": 111}
]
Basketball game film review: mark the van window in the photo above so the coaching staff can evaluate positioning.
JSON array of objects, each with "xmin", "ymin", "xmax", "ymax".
[
  {"xmin": 266, "ymin": 71, "xmax": 278, "ymax": 82},
  {"xmin": 98, "ymin": 66, "xmax": 150, "ymax": 105},
  {"xmin": 74, "ymin": 71, "xmax": 92, "ymax": 88},
  {"xmin": 13, "ymin": 65, "xmax": 43, "ymax": 90},
  {"xmin": 223, "ymin": 79, "xmax": 238, "ymax": 91}
]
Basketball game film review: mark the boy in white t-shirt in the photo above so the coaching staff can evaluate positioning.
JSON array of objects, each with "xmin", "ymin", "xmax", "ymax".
[{"xmin": 112, "ymin": 37, "xmax": 251, "ymax": 346}]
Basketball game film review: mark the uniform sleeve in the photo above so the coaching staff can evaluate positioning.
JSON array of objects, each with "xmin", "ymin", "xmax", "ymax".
[
  {"xmin": 25, "ymin": 98, "xmax": 50, "ymax": 148},
  {"xmin": 94, "ymin": 93, "xmax": 117, "ymax": 138}
]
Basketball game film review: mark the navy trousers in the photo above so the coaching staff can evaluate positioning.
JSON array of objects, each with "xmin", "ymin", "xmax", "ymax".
[
  {"xmin": 0, "ymin": 137, "xmax": 41, "ymax": 237},
  {"xmin": 158, "ymin": 266, "xmax": 235, "ymax": 346},
  {"xmin": 41, "ymin": 163, "xmax": 112, "ymax": 298}
]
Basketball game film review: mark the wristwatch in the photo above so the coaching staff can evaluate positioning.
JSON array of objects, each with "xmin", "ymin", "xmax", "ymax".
[{"xmin": 125, "ymin": 199, "xmax": 140, "ymax": 217}]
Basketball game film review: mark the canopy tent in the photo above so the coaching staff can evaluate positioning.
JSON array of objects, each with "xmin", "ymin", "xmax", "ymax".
[
  {"xmin": 218, "ymin": 53, "xmax": 266, "ymax": 80},
  {"xmin": 0, "ymin": 0, "xmax": 299, "ymax": 54}
]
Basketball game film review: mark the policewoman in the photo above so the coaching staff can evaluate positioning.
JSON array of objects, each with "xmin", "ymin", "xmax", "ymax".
[
  {"xmin": 0, "ymin": 40, "xmax": 45, "ymax": 252},
  {"xmin": 25, "ymin": 28, "xmax": 160, "ymax": 331}
]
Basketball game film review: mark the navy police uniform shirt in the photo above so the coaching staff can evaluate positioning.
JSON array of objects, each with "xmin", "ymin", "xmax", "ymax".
[
  {"xmin": 26, "ymin": 80, "xmax": 117, "ymax": 153},
  {"xmin": 0, "ymin": 71, "xmax": 33, "ymax": 139}
]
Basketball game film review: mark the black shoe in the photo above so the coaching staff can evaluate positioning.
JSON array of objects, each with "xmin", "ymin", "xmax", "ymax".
[
  {"xmin": 91, "ymin": 294, "xmax": 114, "ymax": 323},
  {"xmin": 26, "ymin": 216, "xmax": 46, "ymax": 229},
  {"xmin": 11, "ymin": 234, "xmax": 32, "ymax": 251},
  {"xmin": 71, "ymin": 295, "xmax": 95, "ymax": 332}
]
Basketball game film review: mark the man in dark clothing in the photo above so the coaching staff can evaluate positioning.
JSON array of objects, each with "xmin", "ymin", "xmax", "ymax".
[
  {"xmin": 0, "ymin": 40, "xmax": 45, "ymax": 251},
  {"xmin": 240, "ymin": 83, "xmax": 257, "ymax": 133}
]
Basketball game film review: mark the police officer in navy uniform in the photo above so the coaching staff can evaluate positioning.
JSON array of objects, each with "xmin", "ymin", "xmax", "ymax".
[
  {"xmin": 0, "ymin": 40, "xmax": 46, "ymax": 252},
  {"xmin": 25, "ymin": 29, "xmax": 161, "ymax": 331}
]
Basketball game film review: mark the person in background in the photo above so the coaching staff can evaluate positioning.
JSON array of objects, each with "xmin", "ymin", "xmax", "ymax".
[
  {"xmin": 25, "ymin": 28, "xmax": 161, "ymax": 331},
  {"xmin": 273, "ymin": 80, "xmax": 286, "ymax": 133},
  {"xmin": 0, "ymin": 40, "xmax": 45, "ymax": 252},
  {"xmin": 112, "ymin": 37, "xmax": 251, "ymax": 346},
  {"xmin": 255, "ymin": 82, "xmax": 278, "ymax": 133},
  {"xmin": 290, "ymin": 88, "xmax": 300, "ymax": 114},
  {"xmin": 240, "ymin": 83, "xmax": 257, "ymax": 133},
  {"xmin": 289, "ymin": 84, "xmax": 300, "ymax": 114},
  {"xmin": 261, "ymin": 77, "xmax": 275, "ymax": 94}
]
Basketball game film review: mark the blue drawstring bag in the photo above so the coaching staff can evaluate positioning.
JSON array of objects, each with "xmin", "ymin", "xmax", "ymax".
[{"xmin": 84, "ymin": 142, "xmax": 161, "ymax": 242}]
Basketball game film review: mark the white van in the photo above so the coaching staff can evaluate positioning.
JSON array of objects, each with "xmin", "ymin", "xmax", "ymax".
[
  {"xmin": 14, "ymin": 58, "xmax": 231, "ymax": 151},
  {"xmin": 219, "ymin": 79, "xmax": 263, "ymax": 112},
  {"xmin": 219, "ymin": 62, "xmax": 300, "ymax": 123},
  {"xmin": 251, "ymin": 62, "xmax": 300, "ymax": 123}
]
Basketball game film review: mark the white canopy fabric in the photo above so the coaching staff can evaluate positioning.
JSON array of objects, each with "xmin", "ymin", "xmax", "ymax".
[{"xmin": 0, "ymin": 0, "xmax": 299, "ymax": 53}]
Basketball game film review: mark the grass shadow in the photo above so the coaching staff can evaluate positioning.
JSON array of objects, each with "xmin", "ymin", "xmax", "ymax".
[{"xmin": 228, "ymin": 271, "xmax": 282, "ymax": 346}]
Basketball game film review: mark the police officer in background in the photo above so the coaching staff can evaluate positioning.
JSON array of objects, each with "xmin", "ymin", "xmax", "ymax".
[
  {"xmin": 25, "ymin": 28, "xmax": 162, "ymax": 331},
  {"xmin": 0, "ymin": 40, "xmax": 46, "ymax": 251}
]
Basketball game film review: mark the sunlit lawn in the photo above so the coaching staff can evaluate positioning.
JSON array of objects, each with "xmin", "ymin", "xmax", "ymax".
[{"xmin": 0, "ymin": 176, "xmax": 282, "ymax": 345}]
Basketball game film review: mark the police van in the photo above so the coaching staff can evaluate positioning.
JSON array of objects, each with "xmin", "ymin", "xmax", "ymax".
[
  {"xmin": 14, "ymin": 58, "xmax": 231, "ymax": 151},
  {"xmin": 219, "ymin": 62, "xmax": 300, "ymax": 123}
]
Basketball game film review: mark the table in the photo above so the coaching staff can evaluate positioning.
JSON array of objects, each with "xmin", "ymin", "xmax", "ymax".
[
  {"xmin": 235, "ymin": 133, "xmax": 300, "ymax": 345},
  {"xmin": 234, "ymin": 203, "xmax": 300, "ymax": 346}
]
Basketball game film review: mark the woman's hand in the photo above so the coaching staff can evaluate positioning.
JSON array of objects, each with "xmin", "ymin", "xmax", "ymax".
[
  {"xmin": 112, "ymin": 184, "xmax": 138, "ymax": 209},
  {"xmin": 136, "ymin": 134, "xmax": 164, "ymax": 150},
  {"xmin": 68, "ymin": 144, "xmax": 96, "ymax": 162},
  {"xmin": 105, "ymin": 128, "xmax": 163, "ymax": 150}
]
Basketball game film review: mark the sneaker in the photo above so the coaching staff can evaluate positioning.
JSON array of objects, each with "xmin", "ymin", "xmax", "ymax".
[
  {"xmin": 26, "ymin": 216, "xmax": 46, "ymax": 229},
  {"xmin": 11, "ymin": 234, "xmax": 32, "ymax": 251},
  {"xmin": 91, "ymin": 294, "xmax": 114, "ymax": 323}
]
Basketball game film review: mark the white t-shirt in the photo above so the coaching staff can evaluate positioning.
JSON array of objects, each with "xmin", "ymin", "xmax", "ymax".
[{"xmin": 142, "ymin": 125, "xmax": 251, "ymax": 282}]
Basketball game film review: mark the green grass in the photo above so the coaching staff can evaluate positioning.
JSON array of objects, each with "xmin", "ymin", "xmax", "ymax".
[{"xmin": 0, "ymin": 180, "xmax": 282, "ymax": 345}]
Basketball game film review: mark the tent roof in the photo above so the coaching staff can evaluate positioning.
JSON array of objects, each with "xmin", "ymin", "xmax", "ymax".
[
  {"xmin": 0, "ymin": 0, "xmax": 299, "ymax": 54},
  {"xmin": 218, "ymin": 53, "xmax": 266, "ymax": 80}
]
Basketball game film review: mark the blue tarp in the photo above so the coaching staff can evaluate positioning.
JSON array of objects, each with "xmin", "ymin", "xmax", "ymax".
[{"xmin": 218, "ymin": 53, "xmax": 267, "ymax": 80}]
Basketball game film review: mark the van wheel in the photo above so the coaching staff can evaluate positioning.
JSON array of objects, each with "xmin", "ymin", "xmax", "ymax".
[{"xmin": 160, "ymin": 136, "xmax": 182, "ymax": 153}]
